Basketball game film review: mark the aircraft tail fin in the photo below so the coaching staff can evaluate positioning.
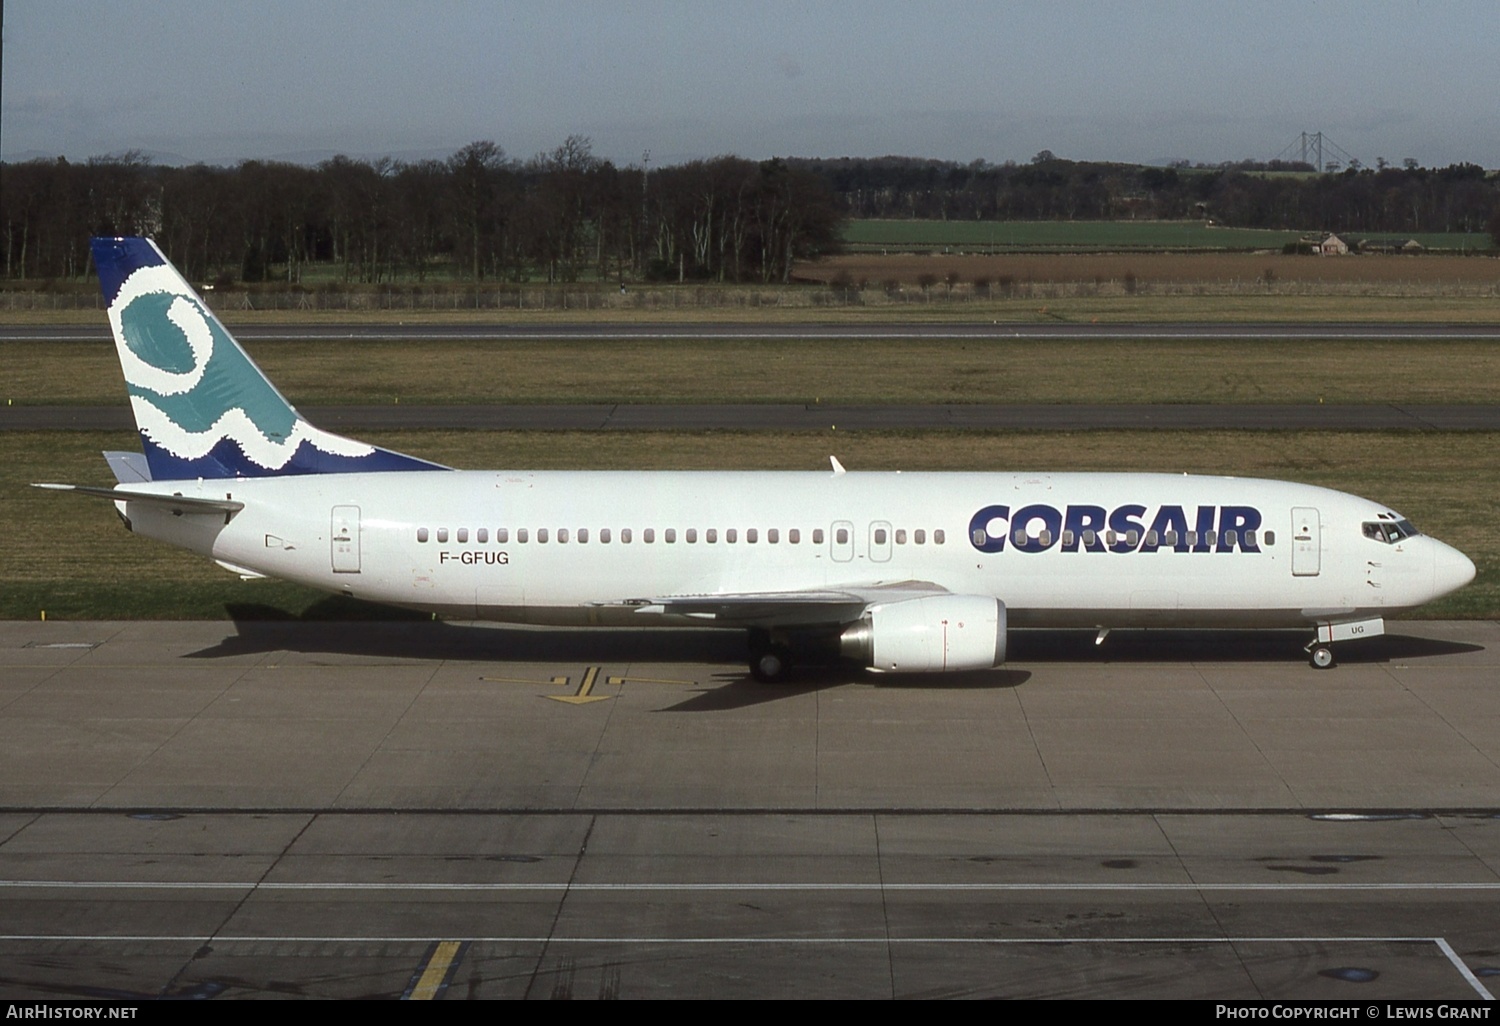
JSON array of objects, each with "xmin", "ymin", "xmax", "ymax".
[{"xmin": 91, "ymin": 236, "xmax": 447, "ymax": 480}]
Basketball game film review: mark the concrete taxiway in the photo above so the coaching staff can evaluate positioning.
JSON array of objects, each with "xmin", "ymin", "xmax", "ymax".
[{"xmin": 1, "ymin": 619, "xmax": 1497, "ymax": 999}]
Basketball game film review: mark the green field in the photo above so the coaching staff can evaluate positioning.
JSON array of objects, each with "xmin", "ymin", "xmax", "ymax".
[
  {"xmin": 844, "ymin": 219, "xmax": 1300, "ymax": 251},
  {"xmin": 6, "ymin": 429, "xmax": 1495, "ymax": 621},
  {"xmin": 10, "ymin": 336, "xmax": 1500, "ymax": 407},
  {"xmin": 842, "ymin": 219, "xmax": 1492, "ymax": 252}
]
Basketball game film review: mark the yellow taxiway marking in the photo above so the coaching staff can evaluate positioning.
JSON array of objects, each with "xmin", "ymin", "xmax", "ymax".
[
  {"xmin": 483, "ymin": 668, "xmax": 697, "ymax": 702},
  {"xmin": 549, "ymin": 665, "xmax": 611, "ymax": 704},
  {"xmin": 405, "ymin": 940, "xmax": 464, "ymax": 1000},
  {"xmin": 481, "ymin": 674, "xmax": 571, "ymax": 686}
]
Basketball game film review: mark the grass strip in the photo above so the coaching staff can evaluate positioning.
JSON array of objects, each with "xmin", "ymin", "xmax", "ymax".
[{"xmin": 9, "ymin": 336, "xmax": 1500, "ymax": 407}]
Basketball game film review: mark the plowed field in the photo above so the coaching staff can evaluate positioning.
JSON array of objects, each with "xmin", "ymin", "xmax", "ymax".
[{"xmin": 805, "ymin": 252, "xmax": 1500, "ymax": 287}]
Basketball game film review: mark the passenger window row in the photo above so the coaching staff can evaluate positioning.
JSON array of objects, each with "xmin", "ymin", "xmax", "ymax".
[
  {"xmin": 415, "ymin": 525, "xmax": 948, "ymax": 546},
  {"xmin": 871, "ymin": 528, "xmax": 946, "ymax": 545}
]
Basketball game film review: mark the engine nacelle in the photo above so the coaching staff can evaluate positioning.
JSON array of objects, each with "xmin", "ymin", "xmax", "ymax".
[{"xmin": 839, "ymin": 595, "xmax": 1007, "ymax": 673}]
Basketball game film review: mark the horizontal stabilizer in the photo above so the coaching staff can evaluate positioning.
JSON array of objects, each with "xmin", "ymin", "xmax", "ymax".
[{"xmin": 31, "ymin": 482, "xmax": 244, "ymax": 516}]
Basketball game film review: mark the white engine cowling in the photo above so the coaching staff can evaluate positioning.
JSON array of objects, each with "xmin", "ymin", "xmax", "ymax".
[{"xmin": 839, "ymin": 595, "xmax": 1006, "ymax": 673}]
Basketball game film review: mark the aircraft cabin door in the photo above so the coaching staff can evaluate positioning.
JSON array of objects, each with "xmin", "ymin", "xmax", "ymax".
[
  {"xmin": 331, "ymin": 505, "xmax": 361, "ymax": 573},
  {"xmin": 869, "ymin": 521, "xmax": 892, "ymax": 563},
  {"xmin": 1291, "ymin": 506, "xmax": 1320, "ymax": 577},
  {"xmin": 831, "ymin": 520, "xmax": 855, "ymax": 562}
]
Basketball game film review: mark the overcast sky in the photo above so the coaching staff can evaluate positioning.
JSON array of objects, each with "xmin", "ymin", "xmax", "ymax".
[{"xmin": 4, "ymin": 0, "xmax": 1497, "ymax": 169}]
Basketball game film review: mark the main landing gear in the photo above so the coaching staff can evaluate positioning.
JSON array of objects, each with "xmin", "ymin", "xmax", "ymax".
[
  {"xmin": 751, "ymin": 646, "xmax": 793, "ymax": 683},
  {"xmin": 747, "ymin": 624, "xmax": 804, "ymax": 681},
  {"xmin": 747, "ymin": 628, "xmax": 794, "ymax": 683}
]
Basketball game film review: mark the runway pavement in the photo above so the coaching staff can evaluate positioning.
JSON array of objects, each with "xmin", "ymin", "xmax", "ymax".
[{"xmin": 2, "ymin": 618, "xmax": 1497, "ymax": 999}]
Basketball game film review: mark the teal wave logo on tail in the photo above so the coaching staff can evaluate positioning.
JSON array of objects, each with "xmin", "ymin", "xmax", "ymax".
[{"xmin": 92, "ymin": 237, "xmax": 446, "ymax": 480}]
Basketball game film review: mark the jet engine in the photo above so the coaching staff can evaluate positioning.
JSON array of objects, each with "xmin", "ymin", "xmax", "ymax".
[{"xmin": 839, "ymin": 595, "xmax": 1006, "ymax": 672}]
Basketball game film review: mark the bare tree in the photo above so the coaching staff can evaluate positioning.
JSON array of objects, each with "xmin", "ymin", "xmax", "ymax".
[{"xmin": 447, "ymin": 141, "xmax": 511, "ymax": 281}]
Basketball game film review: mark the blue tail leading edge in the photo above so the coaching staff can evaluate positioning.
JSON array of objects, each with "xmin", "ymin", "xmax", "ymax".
[{"xmin": 91, "ymin": 236, "xmax": 447, "ymax": 480}]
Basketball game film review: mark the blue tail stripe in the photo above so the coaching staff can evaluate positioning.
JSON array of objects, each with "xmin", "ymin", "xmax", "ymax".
[
  {"xmin": 140, "ymin": 434, "xmax": 446, "ymax": 479},
  {"xmin": 93, "ymin": 237, "xmax": 166, "ymax": 307}
]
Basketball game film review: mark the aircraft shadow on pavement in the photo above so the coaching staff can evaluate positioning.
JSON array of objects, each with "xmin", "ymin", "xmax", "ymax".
[
  {"xmin": 191, "ymin": 608, "xmax": 1034, "ymax": 708},
  {"xmin": 190, "ymin": 605, "xmax": 1480, "ymax": 674},
  {"xmin": 189, "ymin": 605, "xmax": 748, "ymax": 663},
  {"xmin": 659, "ymin": 668, "xmax": 1034, "ymax": 712},
  {"xmin": 1011, "ymin": 629, "xmax": 1483, "ymax": 664}
]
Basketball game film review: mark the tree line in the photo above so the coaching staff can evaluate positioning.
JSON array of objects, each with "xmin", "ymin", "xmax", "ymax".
[
  {"xmin": 790, "ymin": 154, "xmax": 1499, "ymax": 239},
  {"xmin": 0, "ymin": 139, "xmax": 841, "ymax": 284},
  {"xmin": 4, "ymin": 144, "xmax": 1497, "ymax": 285}
]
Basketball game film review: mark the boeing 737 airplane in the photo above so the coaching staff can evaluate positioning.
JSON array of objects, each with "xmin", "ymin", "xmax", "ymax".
[{"xmin": 37, "ymin": 237, "xmax": 1476, "ymax": 678}]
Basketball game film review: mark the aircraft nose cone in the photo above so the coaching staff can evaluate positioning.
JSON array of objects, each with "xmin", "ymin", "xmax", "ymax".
[{"xmin": 1433, "ymin": 543, "xmax": 1476, "ymax": 598}]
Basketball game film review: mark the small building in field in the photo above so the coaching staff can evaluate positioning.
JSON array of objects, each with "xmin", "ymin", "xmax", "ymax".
[{"xmin": 1315, "ymin": 233, "xmax": 1351, "ymax": 256}]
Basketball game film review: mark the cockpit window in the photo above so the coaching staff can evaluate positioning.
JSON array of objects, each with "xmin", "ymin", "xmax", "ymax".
[{"xmin": 1362, "ymin": 519, "xmax": 1420, "ymax": 544}]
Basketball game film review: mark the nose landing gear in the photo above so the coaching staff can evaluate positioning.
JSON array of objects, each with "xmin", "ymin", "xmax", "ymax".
[{"xmin": 1305, "ymin": 617, "xmax": 1383, "ymax": 669}]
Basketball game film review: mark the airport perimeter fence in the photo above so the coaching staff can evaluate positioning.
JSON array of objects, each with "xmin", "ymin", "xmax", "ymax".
[{"xmin": 2, "ymin": 278, "xmax": 1499, "ymax": 313}]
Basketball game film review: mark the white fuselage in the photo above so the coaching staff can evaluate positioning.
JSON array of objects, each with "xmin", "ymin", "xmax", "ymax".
[{"xmin": 118, "ymin": 470, "xmax": 1475, "ymax": 631}]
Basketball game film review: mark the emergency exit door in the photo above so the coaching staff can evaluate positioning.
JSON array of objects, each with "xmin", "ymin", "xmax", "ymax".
[{"xmin": 331, "ymin": 505, "xmax": 361, "ymax": 573}]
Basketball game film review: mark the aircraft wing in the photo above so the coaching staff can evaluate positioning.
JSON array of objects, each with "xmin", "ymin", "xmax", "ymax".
[{"xmin": 620, "ymin": 580, "xmax": 953, "ymax": 626}]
